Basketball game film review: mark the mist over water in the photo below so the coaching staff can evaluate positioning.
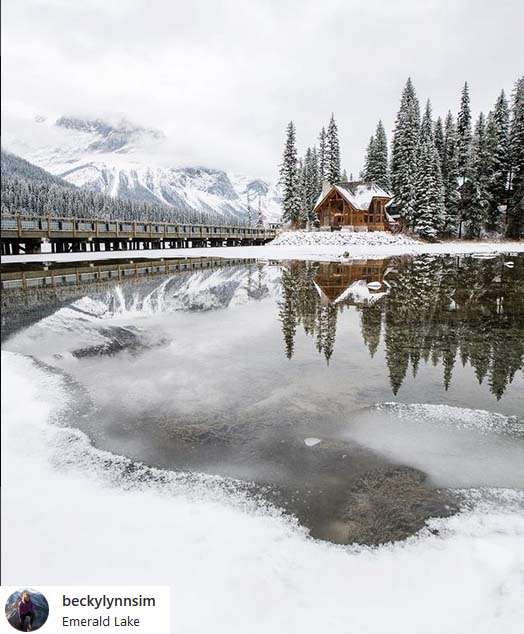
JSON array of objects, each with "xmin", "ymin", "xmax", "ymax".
[{"xmin": 2, "ymin": 254, "xmax": 523, "ymax": 543}]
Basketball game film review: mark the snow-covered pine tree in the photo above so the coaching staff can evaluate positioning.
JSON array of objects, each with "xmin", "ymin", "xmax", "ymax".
[
  {"xmin": 310, "ymin": 146, "xmax": 320, "ymax": 195},
  {"xmin": 441, "ymin": 111, "xmax": 461, "ymax": 235},
  {"xmin": 485, "ymin": 112, "xmax": 501, "ymax": 230},
  {"xmin": 507, "ymin": 76, "xmax": 524, "ymax": 238},
  {"xmin": 362, "ymin": 136, "xmax": 376, "ymax": 180},
  {"xmin": 372, "ymin": 120, "xmax": 390, "ymax": 189},
  {"xmin": 486, "ymin": 90, "xmax": 511, "ymax": 230},
  {"xmin": 391, "ymin": 77, "xmax": 421, "ymax": 230},
  {"xmin": 318, "ymin": 127, "xmax": 327, "ymax": 181},
  {"xmin": 298, "ymin": 157, "xmax": 310, "ymax": 226},
  {"xmin": 412, "ymin": 100, "xmax": 445, "ymax": 239},
  {"xmin": 434, "ymin": 116, "xmax": 445, "ymax": 167},
  {"xmin": 362, "ymin": 122, "xmax": 389, "ymax": 189},
  {"xmin": 341, "ymin": 168, "xmax": 348, "ymax": 181},
  {"xmin": 463, "ymin": 112, "xmax": 492, "ymax": 238},
  {"xmin": 279, "ymin": 121, "xmax": 302, "ymax": 226},
  {"xmin": 457, "ymin": 82, "xmax": 473, "ymax": 181},
  {"xmin": 303, "ymin": 147, "xmax": 320, "ymax": 222},
  {"xmin": 325, "ymin": 114, "xmax": 341, "ymax": 184},
  {"xmin": 310, "ymin": 146, "xmax": 321, "ymax": 213}
]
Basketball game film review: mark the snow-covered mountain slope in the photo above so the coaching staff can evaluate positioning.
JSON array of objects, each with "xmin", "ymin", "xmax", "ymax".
[{"xmin": 2, "ymin": 114, "xmax": 282, "ymax": 223}]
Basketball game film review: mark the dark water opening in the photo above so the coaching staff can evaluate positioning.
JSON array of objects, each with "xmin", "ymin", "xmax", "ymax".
[{"xmin": 2, "ymin": 254, "xmax": 523, "ymax": 544}]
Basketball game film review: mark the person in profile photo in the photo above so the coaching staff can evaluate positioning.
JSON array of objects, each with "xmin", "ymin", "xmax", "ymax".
[
  {"xmin": 5, "ymin": 588, "xmax": 48, "ymax": 632},
  {"xmin": 18, "ymin": 591, "xmax": 35, "ymax": 632}
]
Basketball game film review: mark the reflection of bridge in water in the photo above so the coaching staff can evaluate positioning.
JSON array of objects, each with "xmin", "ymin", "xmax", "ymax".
[
  {"xmin": 1, "ymin": 256, "xmax": 256, "ymax": 291},
  {"xmin": 0, "ymin": 213, "xmax": 277, "ymax": 255}
]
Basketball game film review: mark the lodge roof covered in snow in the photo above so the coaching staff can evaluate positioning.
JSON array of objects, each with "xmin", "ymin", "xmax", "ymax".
[{"xmin": 314, "ymin": 181, "xmax": 392, "ymax": 213}]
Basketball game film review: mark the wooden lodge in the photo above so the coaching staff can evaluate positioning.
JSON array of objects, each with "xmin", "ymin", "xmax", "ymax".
[{"xmin": 314, "ymin": 181, "xmax": 394, "ymax": 231}]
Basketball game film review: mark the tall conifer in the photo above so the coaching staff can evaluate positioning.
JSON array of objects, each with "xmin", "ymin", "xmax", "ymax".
[{"xmin": 391, "ymin": 77, "xmax": 421, "ymax": 228}]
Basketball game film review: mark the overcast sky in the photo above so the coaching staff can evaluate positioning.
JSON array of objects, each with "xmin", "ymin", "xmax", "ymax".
[{"xmin": 2, "ymin": 0, "xmax": 523, "ymax": 180}]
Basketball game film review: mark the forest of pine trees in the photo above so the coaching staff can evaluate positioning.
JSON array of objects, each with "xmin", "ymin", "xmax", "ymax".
[
  {"xmin": 279, "ymin": 75, "xmax": 524, "ymax": 239},
  {"xmin": 279, "ymin": 114, "xmax": 343, "ymax": 226},
  {"xmin": 0, "ymin": 150, "xmax": 251, "ymax": 227},
  {"xmin": 277, "ymin": 256, "xmax": 524, "ymax": 398},
  {"xmin": 390, "ymin": 76, "xmax": 524, "ymax": 239}
]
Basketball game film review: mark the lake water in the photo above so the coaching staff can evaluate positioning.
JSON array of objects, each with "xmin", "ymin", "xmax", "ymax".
[{"xmin": 2, "ymin": 253, "xmax": 523, "ymax": 544}]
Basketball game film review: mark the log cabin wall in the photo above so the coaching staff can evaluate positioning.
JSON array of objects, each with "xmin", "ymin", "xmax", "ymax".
[{"xmin": 316, "ymin": 192, "xmax": 389, "ymax": 231}]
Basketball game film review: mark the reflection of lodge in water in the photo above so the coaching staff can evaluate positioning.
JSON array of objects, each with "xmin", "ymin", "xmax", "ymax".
[
  {"xmin": 313, "ymin": 261, "xmax": 388, "ymax": 304},
  {"xmin": 279, "ymin": 259, "xmax": 390, "ymax": 363},
  {"xmin": 278, "ymin": 256, "xmax": 524, "ymax": 399}
]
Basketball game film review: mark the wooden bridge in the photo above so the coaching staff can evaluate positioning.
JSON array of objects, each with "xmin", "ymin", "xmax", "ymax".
[{"xmin": 0, "ymin": 213, "xmax": 277, "ymax": 255}]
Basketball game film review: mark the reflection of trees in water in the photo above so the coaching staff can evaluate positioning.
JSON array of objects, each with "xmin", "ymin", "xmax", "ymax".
[
  {"xmin": 277, "ymin": 255, "xmax": 524, "ymax": 399},
  {"xmin": 246, "ymin": 263, "xmax": 271, "ymax": 301},
  {"xmin": 278, "ymin": 262, "xmax": 338, "ymax": 362}
]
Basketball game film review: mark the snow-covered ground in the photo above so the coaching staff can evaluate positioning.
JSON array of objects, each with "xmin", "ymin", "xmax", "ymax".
[
  {"xmin": 271, "ymin": 230, "xmax": 420, "ymax": 247},
  {"xmin": 2, "ymin": 350, "xmax": 524, "ymax": 633},
  {"xmin": 3, "ymin": 234, "xmax": 524, "ymax": 265}
]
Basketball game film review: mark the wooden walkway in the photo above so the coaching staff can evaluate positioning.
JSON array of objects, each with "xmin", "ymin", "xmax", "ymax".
[{"xmin": 0, "ymin": 213, "xmax": 277, "ymax": 255}]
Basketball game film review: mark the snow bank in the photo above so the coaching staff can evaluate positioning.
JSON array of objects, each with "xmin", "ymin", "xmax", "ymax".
[
  {"xmin": 271, "ymin": 230, "xmax": 419, "ymax": 247},
  {"xmin": 2, "ymin": 351, "xmax": 524, "ymax": 634}
]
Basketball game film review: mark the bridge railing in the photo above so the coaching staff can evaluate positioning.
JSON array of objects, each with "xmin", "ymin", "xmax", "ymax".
[{"xmin": 0, "ymin": 213, "xmax": 277, "ymax": 240}]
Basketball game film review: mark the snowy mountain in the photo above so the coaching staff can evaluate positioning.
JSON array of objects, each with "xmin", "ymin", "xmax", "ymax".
[{"xmin": 2, "ymin": 115, "xmax": 282, "ymax": 223}]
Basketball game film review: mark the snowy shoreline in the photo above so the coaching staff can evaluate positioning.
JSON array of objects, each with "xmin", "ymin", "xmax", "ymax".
[
  {"xmin": 2, "ymin": 235, "xmax": 524, "ymax": 265},
  {"xmin": 2, "ymin": 350, "xmax": 524, "ymax": 633}
]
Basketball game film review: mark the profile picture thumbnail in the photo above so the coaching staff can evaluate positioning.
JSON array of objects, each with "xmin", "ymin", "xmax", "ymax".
[{"xmin": 5, "ymin": 589, "xmax": 49, "ymax": 632}]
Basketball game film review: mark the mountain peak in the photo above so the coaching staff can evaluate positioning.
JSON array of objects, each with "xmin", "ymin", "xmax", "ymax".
[{"xmin": 55, "ymin": 116, "xmax": 165, "ymax": 153}]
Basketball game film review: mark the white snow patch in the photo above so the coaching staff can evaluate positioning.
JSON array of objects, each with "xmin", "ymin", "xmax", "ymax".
[
  {"xmin": 271, "ymin": 230, "xmax": 419, "ymax": 248},
  {"xmin": 304, "ymin": 437, "xmax": 322, "ymax": 447}
]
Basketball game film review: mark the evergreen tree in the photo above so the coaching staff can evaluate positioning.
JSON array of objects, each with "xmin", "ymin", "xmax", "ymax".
[
  {"xmin": 372, "ymin": 120, "xmax": 390, "ymax": 189},
  {"xmin": 441, "ymin": 111, "xmax": 461, "ymax": 235},
  {"xmin": 297, "ymin": 157, "xmax": 308, "ymax": 225},
  {"xmin": 303, "ymin": 147, "xmax": 320, "ymax": 222},
  {"xmin": 434, "ymin": 116, "xmax": 445, "ymax": 166},
  {"xmin": 279, "ymin": 121, "xmax": 301, "ymax": 225},
  {"xmin": 318, "ymin": 127, "xmax": 328, "ymax": 182},
  {"xmin": 463, "ymin": 113, "xmax": 492, "ymax": 237},
  {"xmin": 412, "ymin": 101, "xmax": 445, "ymax": 239},
  {"xmin": 311, "ymin": 146, "xmax": 320, "ymax": 197},
  {"xmin": 391, "ymin": 77, "xmax": 421, "ymax": 229},
  {"xmin": 457, "ymin": 82, "xmax": 473, "ymax": 181},
  {"xmin": 487, "ymin": 90, "xmax": 511, "ymax": 230},
  {"xmin": 362, "ymin": 122, "xmax": 389, "ymax": 189},
  {"xmin": 507, "ymin": 77, "xmax": 524, "ymax": 238},
  {"xmin": 362, "ymin": 136, "xmax": 376, "ymax": 180},
  {"xmin": 325, "ymin": 114, "xmax": 341, "ymax": 184}
]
